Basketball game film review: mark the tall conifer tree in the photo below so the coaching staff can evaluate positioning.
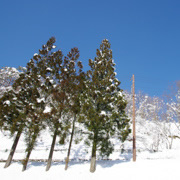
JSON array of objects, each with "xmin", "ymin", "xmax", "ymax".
[
  {"xmin": 43, "ymin": 45, "xmax": 84, "ymax": 171},
  {"xmin": 80, "ymin": 39, "xmax": 130, "ymax": 172},
  {"xmin": 0, "ymin": 88, "xmax": 26, "ymax": 168},
  {"xmin": 64, "ymin": 49, "xmax": 85, "ymax": 170},
  {"xmin": 20, "ymin": 59, "xmax": 46, "ymax": 171},
  {"xmin": 1, "ymin": 38, "xmax": 55, "ymax": 171}
]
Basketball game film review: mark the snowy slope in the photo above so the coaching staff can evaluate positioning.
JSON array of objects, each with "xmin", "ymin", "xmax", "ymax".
[{"xmin": 0, "ymin": 121, "xmax": 180, "ymax": 180}]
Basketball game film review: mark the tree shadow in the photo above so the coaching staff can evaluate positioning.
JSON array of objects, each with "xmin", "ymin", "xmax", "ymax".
[
  {"xmin": 28, "ymin": 161, "xmax": 46, "ymax": 167},
  {"xmin": 96, "ymin": 158, "xmax": 131, "ymax": 169},
  {"xmin": 96, "ymin": 151, "xmax": 132, "ymax": 169},
  {"xmin": 52, "ymin": 159, "xmax": 89, "ymax": 168},
  {"xmin": 12, "ymin": 151, "xmax": 132, "ymax": 171}
]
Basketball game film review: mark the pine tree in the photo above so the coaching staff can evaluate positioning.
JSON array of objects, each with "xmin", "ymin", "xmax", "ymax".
[
  {"xmin": 0, "ymin": 89, "xmax": 25, "ymax": 168},
  {"xmin": 20, "ymin": 59, "xmax": 46, "ymax": 171},
  {"xmin": 0, "ymin": 67, "xmax": 20, "ymax": 97},
  {"xmin": 64, "ymin": 49, "xmax": 85, "ymax": 170},
  {"xmin": 31, "ymin": 37, "xmax": 75, "ymax": 171},
  {"xmin": 34, "ymin": 37, "xmax": 68, "ymax": 171},
  {"xmin": 0, "ymin": 67, "xmax": 31, "ymax": 168},
  {"xmin": 42, "ymin": 45, "xmax": 84, "ymax": 171},
  {"xmin": 0, "ymin": 64, "xmax": 43, "ymax": 170},
  {"xmin": 1, "ymin": 38, "xmax": 54, "ymax": 171},
  {"xmin": 21, "ymin": 37, "xmax": 57, "ymax": 171},
  {"xmin": 79, "ymin": 39, "xmax": 130, "ymax": 172}
]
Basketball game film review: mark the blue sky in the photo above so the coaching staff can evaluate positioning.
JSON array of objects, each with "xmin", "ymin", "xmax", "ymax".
[{"xmin": 0, "ymin": 0, "xmax": 180, "ymax": 97}]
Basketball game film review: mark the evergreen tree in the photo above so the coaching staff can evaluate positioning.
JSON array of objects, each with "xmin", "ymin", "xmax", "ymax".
[
  {"xmin": 0, "ymin": 67, "xmax": 20, "ymax": 97},
  {"xmin": 34, "ymin": 37, "xmax": 69, "ymax": 171},
  {"xmin": 79, "ymin": 39, "xmax": 130, "ymax": 172},
  {"xmin": 0, "ymin": 91, "xmax": 23, "ymax": 168},
  {"xmin": 20, "ymin": 59, "xmax": 46, "ymax": 171},
  {"xmin": 0, "ymin": 72, "xmax": 29, "ymax": 168},
  {"xmin": 0, "ymin": 38, "xmax": 54, "ymax": 170},
  {"xmin": 20, "ymin": 37, "xmax": 58, "ymax": 171},
  {"xmin": 64, "ymin": 49, "xmax": 85, "ymax": 170},
  {"xmin": 42, "ymin": 44, "xmax": 84, "ymax": 171},
  {"xmin": 0, "ymin": 64, "xmax": 43, "ymax": 170},
  {"xmin": 30, "ymin": 36, "xmax": 75, "ymax": 171}
]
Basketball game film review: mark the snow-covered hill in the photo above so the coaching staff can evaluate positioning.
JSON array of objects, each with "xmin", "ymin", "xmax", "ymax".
[{"xmin": 0, "ymin": 119, "xmax": 180, "ymax": 180}]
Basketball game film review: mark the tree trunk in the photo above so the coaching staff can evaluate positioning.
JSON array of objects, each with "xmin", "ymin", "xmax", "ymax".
[
  {"xmin": 4, "ymin": 130, "xmax": 22, "ymax": 168},
  {"xmin": 90, "ymin": 132, "xmax": 97, "ymax": 173},
  {"xmin": 22, "ymin": 133, "xmax": 38, "ymax": 171},
  {"xmin": 46, "ymin": 128, "xmax": 57, "ymax": 171},
  {"xmin": 22, "ymin": 150, "xmax": 32, "ymax": 171},
  {"xmin": 169, "ymin": 136, "xmax": 173, "ymax": 149},
  {"xmin": 65, "ymin": 114, "xmax": 76, "ymax": 170},
  {"xmin": 90, "ymin": 156, "xmax": 96, "ymax": 173}
]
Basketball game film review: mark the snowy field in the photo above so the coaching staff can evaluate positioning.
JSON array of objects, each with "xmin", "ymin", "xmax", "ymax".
[
  {"xmin": 0, "ymin": 129, "xmax": 180, "ymax": 180},
  {"xmin": 0, "ymin": 159, "xmax": 179, "ymax": 180}
]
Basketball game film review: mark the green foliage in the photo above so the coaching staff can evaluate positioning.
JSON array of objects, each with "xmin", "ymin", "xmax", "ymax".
[
  {"xmin": 39, "ymin": 39, "xmax": 85, "ymax": 145},
  {"xmin": 80, "ymin": 39, "xmax": 131, "ymax": 158},
  {"xmin": 0, "ymin": 37, "xmax": 130, "ymax": 165},
  {"xmin": 99, "ymin": 138, "xmax": 114, "ymax": 158}
]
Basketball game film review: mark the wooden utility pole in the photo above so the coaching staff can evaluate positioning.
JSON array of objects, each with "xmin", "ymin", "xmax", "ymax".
[{"xmin": 132, "ymin": 74, "xmax": 136, "ymax": 161}]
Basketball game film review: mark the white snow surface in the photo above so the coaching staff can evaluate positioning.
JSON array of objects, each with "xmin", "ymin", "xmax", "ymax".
[
  {"xmin": 100, "ymin": 111, "xmax": 106, "ymax": 116},
  {"xmin": 3, "ymin": 100, "xmax": 10, "ymax": 105},
  {"xmin": 0, "ymin": 123, "xmax": 180, "ymax": 180},
  {"xmin": 43, "ymin": 106, "xmax": 52, "ymax": 113},
  {"xmin": 0, "ymin": 159, "xmax": 179, "ymax": 180}
]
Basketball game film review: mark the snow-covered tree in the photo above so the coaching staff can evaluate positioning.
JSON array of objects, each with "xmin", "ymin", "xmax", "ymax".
[
  {"xmin": 33, "ymin": 37, "xmax": 84, "ymax": 171},
  {"xmin": 124, "ymin": 91, "xmax": 171, "ymax": 152},
  {"xmin": 0, "ymin": 67, "xmax": 20, "ymax": 97},
  {"xmin": 161, "ymin": 81, "xmax": 180, "ymax": 149},
  {"xmin": 19, "ymin": 59, "xmax": 46, "ymax": 171},
  {"xmin": 79, "ymin": 39, "xmax": 130, "ymax": 172},
  {"xmin": 0, "ymin": 38, "xmax": 58, "ymax": 170},
  {"xmin": 20, "ymin": 37, "xmax": 59, "ymax": 171},
  {"xmin": 0, "ymin": 88, "xmax": 26, "ymax": 168},
  {"xmin": 0, "ymin": 61, "xmax": 45, "ymax": 170},
  {"xmin": 64, "ymin": 49, "xmax": 85, "ymax": 170}
]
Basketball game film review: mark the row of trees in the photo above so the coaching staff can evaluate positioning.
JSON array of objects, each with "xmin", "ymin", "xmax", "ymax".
[{"xmin": 0, "ymin": 37, "xmax": 130, "ymax": 172}]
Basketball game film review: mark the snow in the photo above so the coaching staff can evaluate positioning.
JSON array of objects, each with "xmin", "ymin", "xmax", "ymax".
[
  {"xmin": 118, "ymin": 91, "xmax": 122, "ymax": 97},
  {"xmin": 0, "ymin": 123, "xmax": 180, "ymax": 180},
  {"xmin": 49, "ymin": 79, "xmax": 54, "ymax": 84},
  {"xmin": 4, "ymin": 100, "xmax": 10, "ymax": 105},
  {"xmin": 46, "ymin": 67, "xmax": 52, "ymax": 71},
  {"xmin": 11, "ymin": 67, "xmax": 19, "ymax": 73},
  {"xmin": 37, "ymin": 98, "xmax": 45, "ymax": 103},
  {"xmin": 100, "ymin": 111, "xmax": 106, "ymax": 116},
  {"xmin": 34, "ymin": 53, "xmax": 38, "ymax": 56},
  {"xmin": 52, "ymin": 45, "xmax": 56, "ymax": 49},
  {"xmin": 43, "ymin": 106, "xmax": 51, "ymax": 113},
  {"xmin": 0, "ymin": 88, "xmax": 180, "ymax": 180},
  {"xmin": 0, "ymin": 159, "xmax": 179, "ymax": 180}
]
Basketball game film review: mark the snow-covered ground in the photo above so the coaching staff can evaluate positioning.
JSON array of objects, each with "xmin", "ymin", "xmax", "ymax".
[
  {"xmin": 0, "ymin": 127, "xmax": 180, "ymax": 180},
  {"xmin": 0, "ymin": 158, "xmax": 179, "ymax": 180}
]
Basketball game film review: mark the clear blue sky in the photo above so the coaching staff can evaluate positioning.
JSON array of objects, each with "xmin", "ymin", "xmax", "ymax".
[{"xmin": 0, "ymin": 0, "xmax": 180, "ymax": 97}]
